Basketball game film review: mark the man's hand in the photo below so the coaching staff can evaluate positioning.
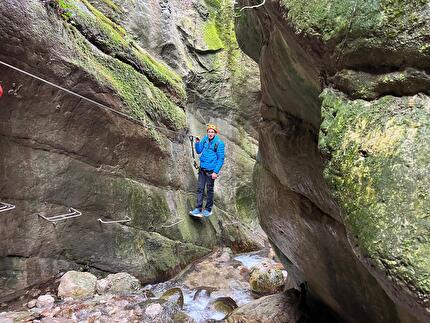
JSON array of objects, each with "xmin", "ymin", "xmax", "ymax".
[{"xmin": 211, "ymin": 172, "xmax": 218, "ymax": 180}]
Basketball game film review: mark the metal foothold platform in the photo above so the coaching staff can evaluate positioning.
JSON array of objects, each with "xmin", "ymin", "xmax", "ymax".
[
  {"xmin": 0, "ymin": 202, "xmax": 16, "ymax": 213},
  {"xmin": 98, "ymin": 216, "xmax": 131, "ymax": 224},
  {"xmin": 38, "ymin": 207, "xmax": 82, "ymax": 223}
]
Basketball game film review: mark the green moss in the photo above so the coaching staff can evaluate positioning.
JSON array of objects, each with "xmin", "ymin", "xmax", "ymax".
[
  {"xmin": 204, "ymin": 0, "xmax": 221, "ymax": 9},
  {"xmin": 112, "ymin": 178, "xmax": 171, "ymax": 230},
  {"xmin": 99, "ymin": 0, "xmax": 121, "ymax": 12},
  {"xmin": 319, "ymin": 88, "xmax": 430, "ymax": 295},
  {"xmin": 203, "ymin": 20, "xmax": 224, "ymax": 51},
  {"xmin": 114, "ymin": 228, "xmax": 209, "ymax": 281},
  {"xmin": 279, "ymin": 0, "xmax": 428, "ymax": 43},
  {"xmin": 55, "ymin": 2, "xmax": 186, "ymax": 132},
  {"xmin": 54, "ymin": 0, "xmax": 186, "ymax": 102},
  {"xmin": 73, "ymin": 39, "xmax": 186, "ymax": 130},
  {"xmin": 204, "ymin": 0, "xmax": 250, "ymax": 87},
  {"xmin": 235, "ymin": 183, "xmax": 257, "ymax": 223}
]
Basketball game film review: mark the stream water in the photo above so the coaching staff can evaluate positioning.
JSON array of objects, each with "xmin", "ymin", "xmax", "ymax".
[
  {"xmin": 148, "ymin": 248, "xmax": 277, "ymax": 322},
  {"xmin": 0, "ymin": 248, "xmax": 281, "ymax": 322}
]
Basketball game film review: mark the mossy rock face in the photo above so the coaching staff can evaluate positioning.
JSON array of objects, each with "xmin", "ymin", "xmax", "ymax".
[
  {"xmin": 236, "ymin": 0, "xmax": 430, "ymax": 321},
  {"xmin": 279, "ymin": 0, "xmax": 430, "ymax": 47},
  {"xmin": 51, "ymin": 0, "xmax": 187, "ymax": 126},
  {"xmin": 0, "ymin": 0, "xmax": 261, "ymax": 301},
  {"xmin": 320, "ymin": 89, "xmax": 430, "ymax": 305}
]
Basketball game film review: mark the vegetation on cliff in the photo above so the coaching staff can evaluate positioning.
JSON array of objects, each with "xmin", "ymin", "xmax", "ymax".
[{"xmin": 320, "ymin": 88, "xmax": 430, "ymax": 300}]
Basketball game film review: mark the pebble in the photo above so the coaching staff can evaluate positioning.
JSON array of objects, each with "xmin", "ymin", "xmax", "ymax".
[
  {"xmin": 36, "ymin": 295, "xmax": 55, "ymax": 309},
  {"xmin": 27, "ymin": 299, "xmax": 37, "ymax": 308},
  {"xmin": 145, "ymin": 303, "xmax": 163, "ymax": 318}
]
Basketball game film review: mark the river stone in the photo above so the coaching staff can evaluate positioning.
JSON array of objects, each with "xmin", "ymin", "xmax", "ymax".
[
  {"xmin": 101, "ymin": 273, "xmax": 141, "ymax": 294},
  {"xmin": 96, "ymin": 278, "xmax": 112, "ymax": 294},
  {"xmin": 145, "ymin": 303, "xmax": 163, "ymax": 318},
  {"xmin": 36, "ymin": 294, "xmax": 55, "ymax": 308},
  {"xmin": 226, "ymin": 291, "xmax": 301, "ymax": 323},
  {"xmin": 27, "ymin": 299, "xmax": 37, "ymax": 308},
  {"xmin": 249, "ymin": 262, "xmax": 286, "ymax": 295},
  {"xmin": 58, "ymin": 271, "xmax": 97, "ymax": 299}
]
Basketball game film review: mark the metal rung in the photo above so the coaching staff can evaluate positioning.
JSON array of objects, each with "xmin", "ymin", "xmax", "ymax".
[
  {"xmin": 38, "ymin": 207, "xmax": 82, "ymax": 222},
  {"xmin": 0, "ymin": 202, "xmax": 15, "ymax": 213},
  {"xmin": 98, "ymin": 216, "xmax": 131, "ymax": 224},
  {"xmin": 161, "ymin": 218, "xmax": 183, "ymax": 228}
]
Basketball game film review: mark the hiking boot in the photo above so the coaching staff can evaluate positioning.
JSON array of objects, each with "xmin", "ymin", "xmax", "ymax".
[
  {"xmin": 189, "ymin": 208, "xmax": 203, "ymax": 218},
  {"xmin": 203, "ymin": 209, "xmax": 212, "ymax": 217}
]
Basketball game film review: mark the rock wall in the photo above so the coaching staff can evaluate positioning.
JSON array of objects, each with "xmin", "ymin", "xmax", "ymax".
[
  {"xmin": 0, "ymin": 0, "xmax": 261, "ymax": 297},
  {"xmin": 236, "ymin": 0, "xmax": 429, "ymax": 322}
]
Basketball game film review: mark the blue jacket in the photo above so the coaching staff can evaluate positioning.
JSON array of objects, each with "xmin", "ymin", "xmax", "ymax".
[{"xmin": 195, "ymin": 135, "xmax": 225, "ymax": 174}]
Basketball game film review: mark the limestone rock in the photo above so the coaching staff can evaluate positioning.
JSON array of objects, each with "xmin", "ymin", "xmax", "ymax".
[
  {"xmin": 27, "ymin": 299, "xmax": 37, "ymax": 308},
  {"xmin": 0, "ymin": 0, "xmax": 261, "ymax": 299},
  {"xmin": 218, "ymin": 247, "xmax": 233, "ymax": 263},
  {"xmin": 96, "ymin": 278, "xmax": 112, "ymax": 295},
  {"xmin": 0, "ymin": 311, "xmax": 36, "ymax": 323},
  {"xmin": 249, "ymin": 262, "xmax": 286, "ymax": 295},
  {"xmin": 236, "ymin": 0, "xmax": 430, "ymax": 321},
  {"xmin": 145, "ymin": 303, "xmax": 163, "ymax": 318},
  {"xmin": 99, "ymin": 273, "xmax": 141, "ymax": 294},
  {"xmin": 58, "ymin": 271, "xmax": 97, "ymax": 299},
  {"xmin": 226, "ymin": 291, "xmax": 302, "ymax": 323},
  {"xmin": 36, "ymin": 295, "xmax": 55, "ymax": 309}
]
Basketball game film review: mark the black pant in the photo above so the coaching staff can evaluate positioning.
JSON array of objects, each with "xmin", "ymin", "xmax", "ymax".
[{"xmin": 196, "ymin": 168, "xmax": 215, "ymax": 211}]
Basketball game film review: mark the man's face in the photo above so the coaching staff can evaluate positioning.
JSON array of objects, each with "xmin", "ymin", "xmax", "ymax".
[{"xmin": 207, "ymin": 129, "xmax": 216, "ymax": 139}]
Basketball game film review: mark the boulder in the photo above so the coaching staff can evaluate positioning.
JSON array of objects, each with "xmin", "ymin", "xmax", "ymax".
[
  {"xmin": 36, "ymin": 295, "xmax": 55, "ymax": 309},
  {"xmin": 58, "ymin": 271, "xmax": 97, "ymax": 299},
  {"xmin": 226, "ymin": 291, "xmax": 302, "ymax": 323},
  {"xmin": 97, "ymin": 273, "xmax": 141, "ymax": 294},
  {"xmin": 145, "ymin": 303, "xmax": 163, "ymax": 318},
  {"xmin": 27, "ymin": 299, "xmax": 37, "ymax": 308},
  {"xmin": 138, "ymin": 299, "xmax": 194, "ymax": 323},
  {"xmin": 249, "ymin": 262, "xmax": 286, "ymax": 295}
]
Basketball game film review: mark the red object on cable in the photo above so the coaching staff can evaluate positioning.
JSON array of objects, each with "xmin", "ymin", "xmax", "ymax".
[{"xmin": 0, "ymin": 84, "xmax": 3, "ymax": 97}]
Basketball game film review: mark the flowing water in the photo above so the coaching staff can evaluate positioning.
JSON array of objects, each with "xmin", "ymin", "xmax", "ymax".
[
  {"xmin": 0, "ymin": 248, "xmax": 279, "ymax": 322},
  {"xmin": 148, "ymin": 248, "xmax": 276, "ymax": 322}
]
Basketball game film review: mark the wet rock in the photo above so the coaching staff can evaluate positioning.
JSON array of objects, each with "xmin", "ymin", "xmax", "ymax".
[
  {"xmin": 40, "ymin": 318, "xmax": 77, "ymax": 323},
  {"xmin": 0, "ymin": 311, "xmax": 36, "ymax": 322},
  {"xmin": 36, "ymin": 294, "xmax": 55, "ymax": 308},
  {"xmin": 58, "ymin": 271, "xmax": 97, "ymax": 299},
  {"xmin": 100, "ymin": 273, "xmax": 141, "ymax": 294},
  {"xmin": 249, "ymin": 263, "xmax": 286, "ymax": 295},
  {"xmin": 227, "ymin": 291, "xmax": 302, "ymax": 323},
  {"xmin": 172, "ymin": 311, "xmax": 195, "ymax": 322},
  {"xmin": 27, "ymin": 299, "xmax": 37, "ymax": 308},
  {"xmin": 96, "ymin": 278, "xmax": 112, "ymax": 294},
  {"xmin": 145, "ymin": 303, "xmax": 163, "ymax": 318},
  {"xmin": 238, "ymin": 266, "xmax": 250, "ymax": 281},
  {"xmin": 218, "ymin": 247, "xmax": 233, "ymax": 262},
  {"xmin": 138, "ymin": 299, "xmax": 191, "ymax": 323}
]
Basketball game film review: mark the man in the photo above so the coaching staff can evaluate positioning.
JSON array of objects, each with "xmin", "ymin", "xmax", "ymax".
[{"xmin": 189, "ymin": 124, "xmax": 225, "ymax": 218}]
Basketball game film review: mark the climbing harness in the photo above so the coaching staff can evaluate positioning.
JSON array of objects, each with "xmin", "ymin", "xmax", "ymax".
[
  {"xmin": 38, "ymin": 207, "xmax": 82, "ymax": 223},
  {"xmin": 98, "ymin": 216, "xmax": 131, "ymax": 224},
  {"xmin": 189, "ymin": 135, "xmax": 200, "ymax": 171},
  {"xmin": 0, "ymin": 202, "xmax": 15, "ymax": 212}
]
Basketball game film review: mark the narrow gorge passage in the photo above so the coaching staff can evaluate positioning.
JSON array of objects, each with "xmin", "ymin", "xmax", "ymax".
[{"xmin": 1, "ymin": 0, "xmax": 430, "ymax": 322}]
